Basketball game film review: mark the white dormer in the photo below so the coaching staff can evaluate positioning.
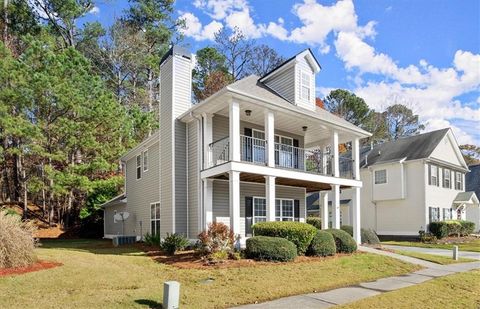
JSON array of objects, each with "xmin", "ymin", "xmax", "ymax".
[{"xmin": 259, "ymin": 49, "xmax": 321, "ymax": 110}]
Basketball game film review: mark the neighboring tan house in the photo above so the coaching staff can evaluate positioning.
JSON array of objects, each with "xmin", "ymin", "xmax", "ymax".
[
  {"xmin": 101, "ymin": 46, "xmax": 371, "ymax": 244},
  {"xmin": 308, "ymin": 128, "xmax": 480, "ymax": 236}
]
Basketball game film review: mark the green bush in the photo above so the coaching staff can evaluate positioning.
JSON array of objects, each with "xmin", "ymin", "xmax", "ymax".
[
  {"xmin": 459, "ymin": 220, "xmax": 475, "ymax": 236},
  {"xmin": 144, "ymin": 233, "xmax": 161, "ymax": 247},
  {"xmin": 252, "ymin": 221, "xmax": 317, "ymax": 255},
  {"xmin": 325, "ymin": 229, "xmax": 357, "ymax": 253},
  {"xmin": 307, "ymin": 230, "xmax": 336, "ymax": 257},
  {"xmin": 246, "ymin": 236, "xmax": 297, "ymax": 262},
  {"xmin": 306, "ymin": 217, "xmax": 322, "ymax": 229},
  {"xmin": 341, "ymin": 225, "xmax": 380, "ymax": 244},
  {"xmin": 429, "ymin": 222, "xmax": 449, "ymax": 238},
  {"xmin": 429, "ymin": 220, "xmax": 475, "ymax": 239},
  {"xmin": 161, "ymin": 233, "xmax": 189, "ymax": 255}
]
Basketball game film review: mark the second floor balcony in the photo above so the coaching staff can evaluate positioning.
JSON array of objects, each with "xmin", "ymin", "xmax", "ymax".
[{"xmin": 208, "ymin": 135, "xmax": 354, "ymax": 179}]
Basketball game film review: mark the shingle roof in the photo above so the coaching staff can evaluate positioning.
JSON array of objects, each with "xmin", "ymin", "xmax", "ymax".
[
  {"xmin": 227, "ymin": 76, "xmax": 371, "ymax": 136},
  {"xmin": 361, "ymin": 128, "xmax": 450, "ymax": 167},
  {"xmin": 466, "ymin": 164, "xmax": 480, "ymax": 198},
  {"xmin": 453, "ymin": 191, "xmax": 479, "ymax": 204}
]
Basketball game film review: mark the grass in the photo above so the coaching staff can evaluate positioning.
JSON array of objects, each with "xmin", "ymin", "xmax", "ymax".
[
  {"xmin": 393, "ymin": 250, "xmax": 476, "ymax": 265},
  {"xmin": 382, "ymin": 239, "xmax": 480, "ymax": 252},
  {"xmin": 339, "ymin": 270, "xmax": 480, "ymax": 309},
  {"xmin": 0, "ymin": 239, "xmax": 420, "ymax": 309}
]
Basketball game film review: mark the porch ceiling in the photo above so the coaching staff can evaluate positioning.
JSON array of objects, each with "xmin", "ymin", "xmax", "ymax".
[{"xmin": 211, "ymin": 172, "xmax": 351, "ymax": 193}]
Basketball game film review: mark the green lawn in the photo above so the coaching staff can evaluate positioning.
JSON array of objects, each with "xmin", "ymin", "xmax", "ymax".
[
  {"xmin": 382, "ymin": 239, "xmax": 480, "ymax": 252},
  {"xmin": 393, "ymin": 250, "xmax": 476, "ymax": 265},
  {"xmin": 340, "ymin": 270, "xmax": 480, "ymax": 309},
  {"xmin": 0, "ymin": 239, "xmax": 420, "ymax": 309}
]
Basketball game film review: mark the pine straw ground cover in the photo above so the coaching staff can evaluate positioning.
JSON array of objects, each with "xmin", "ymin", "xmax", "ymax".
[{"xmin": 0, "ymin": 239, "xmax": 420, "ymax": 309}]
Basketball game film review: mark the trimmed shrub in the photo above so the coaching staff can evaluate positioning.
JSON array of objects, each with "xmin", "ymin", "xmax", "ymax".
[
  {"xmin": 341, "ymin": 225, "xmax": 380, "ymax": 245},
  {"xmin": 197, "ymin": 222, "xmax": 234, "ymax": 256},
  {"xmin": 161, "ymin": 233, "xmax": 189, "ymax": 255},
  {"xmin": 252, "ymin": 221, "xmax": 317, "ymax": 255},
  {"xmin": 459, "ymin": 220, "xmax": 475, "ymax": 236},
  {"xmin": 144, "ymin": 233, "xmax": 161, "ymax": 247},
  {"xmin": 325, "ymin": 229, "xmax": 357, "ymax": 253},
  {"xmin": 246, "ymin": 236, "xmax": 297, "ymax": 262},
  {"xmin": 0, "ymin": 210, "xmax": 37, "ymax": 268},
  {"xmin": 306, "ymin": 217, "xmax": 322, "ymax": 229},
  {"xmin": 428, "ymin": 222, "xmax": 449, "ymax": 239},
  {"xmin": 307, "ymin": 230, "xmax": 336, "ymax": 257}
]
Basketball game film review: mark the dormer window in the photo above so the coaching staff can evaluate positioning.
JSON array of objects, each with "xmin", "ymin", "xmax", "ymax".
[{"xmin": 301, "ymin": 71, "xmax": 311, "ymax": 100}]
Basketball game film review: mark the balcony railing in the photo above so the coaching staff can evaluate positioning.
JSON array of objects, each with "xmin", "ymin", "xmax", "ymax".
[{"xmin": 207, "ymin": 137, "xmax": 354, "ymax": 179}]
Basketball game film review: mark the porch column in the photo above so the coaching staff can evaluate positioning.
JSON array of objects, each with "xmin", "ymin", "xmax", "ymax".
[
  {"xmin": 352, "ymin": 138, "xmax": 361, "ymax": 244},
  {"xmin": 331, "ymin": 184, "xmax": 341, "ymax": 229},
  {"xmin": 229, "ymin": 170, "xmax": 241, "ymax": 236},
  {"xmin": 202, "ymin": 113, "xmax": 213, "ymax": 169},
  {"xmin": 203, "ymin": 179, "xmax": 213, "ymax": 230},
  {"xmin": 320, "ymin": 191, "xmax": 329, "ymax": 229},
  {"xmin": 229, "ymin": 100, "xmax": 240, "ymax": 161},
  {"xmin": 331, "ymin": 131, "xmax": 339, "ymax": 177},
  {"xmin": 264, "ymin": 110, "xmax": 275, "ymax": 167},
  {"xmin": 265, "ymin": 176, "xmax": 276, "ymax": 221}
]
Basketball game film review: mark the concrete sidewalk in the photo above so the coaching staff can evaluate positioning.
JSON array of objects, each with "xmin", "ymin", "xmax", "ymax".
[
  {"xmin": 233, "ymin": 246, "xmax": 480, "ymax": 309},
  {"xmin": 382, "ymin": 244, "xmax": 480, "ymax": 260}
]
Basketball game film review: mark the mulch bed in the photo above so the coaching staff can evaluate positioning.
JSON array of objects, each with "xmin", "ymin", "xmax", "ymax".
[
  {"xmin": 434, "ymin": 236, "xmax": 479, "ymax": 244},
  {"xmin": 0, "ymin": 261, "xmax": 62, "ymax": 277},
  {"xmin": 141, "ymin": 245, "xmax": 360, "ymax": 269}
]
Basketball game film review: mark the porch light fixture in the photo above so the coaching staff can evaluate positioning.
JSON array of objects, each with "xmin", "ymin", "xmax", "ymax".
[
  {"xmin": 302, "ymin": 126, "xmax": 308, "ymax": 132},
  {"xmin": 245, "ymin": 110, "xmax": 252, "ymax": 116}
]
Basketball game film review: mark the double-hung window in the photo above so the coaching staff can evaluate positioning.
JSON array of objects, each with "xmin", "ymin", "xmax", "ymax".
[
  {"xmin": 143, "ymin": 150, "xmax": 148, "ymax": 172},
  {"xmin": 136, "ymin": 155, "xmax": 142, "ymax": 179},
  {"xmin": 430, "ymin": 165, "xmax": 438, "ymax": 186},
  {"xmin": 374, "ymin": 169, "xmax": 387, "ymax": 184},
  {"xmin": 455, "ymin": 172, "xmax": 463, "ymax": 190},
  {"xmin": 443, "ymin": 168, "xmax": 450, "ymax": 188},
  {"xmin": 253, "ymin": 197, "xmax": 267, "ymax": 224},
  {"xmin": 150, "ymin": 202, "xmax": 160, "ymax": 235},
  {"xmin": 275, "ymin": 199, "xmax": 294, "ymax": 221},
  {"xmin": 443, "ymin": 208, "xmax": 453, "ymax": 220},
  {"xmin": 301, "ymin": 71, "xmax": 311, "ymax": 100},
  {"xmin": 429, "ymin": 207, "xmax": 440, "ymax": 223}
]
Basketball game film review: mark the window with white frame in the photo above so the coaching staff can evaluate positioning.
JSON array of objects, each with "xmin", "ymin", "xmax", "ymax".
[
  {"xmin": 443, "ymin": 168, "xmax": 450, "ymax": 188},
  {"xmin": 374, "ymin": 169, "xmax": 387, "ymax": 184},
  {"xmin": 443, "ymin": 208, "xmax": 453, "ymax": 220},
  {"xmin": 300, "ymin": 71, "xmax": 311, "ymax": 100},
  {"xmin": 136, "ymin": 155, "xmax": 142, "ymax": 179},
  {"xmin": 143, "ymin": 150, "xmax": 148, "ymax": 172},
  {"xmin": 430, "ymin": 165, "xmax": 438, "ymax": 186},
  {"xmin": 150, "ymin": 202, "xmax": 160, "ymax": 235},
  {"xmin": 455, "ymin": 172, "xmax": 463, "ymax": 190},
  {"xmin": 252, "ymin": 129, "xmax": 266, "ymax": 164},
  {"xmin": 275, "ymin": 199, "xmax": 294, "ymax": 221},
  {"xmin": 429, "ymin": 207, "xmax": 440, "ymax": 223},
  {"xmin": 253, "ymin": 197, "xmax": 267, "ymax": 223}
]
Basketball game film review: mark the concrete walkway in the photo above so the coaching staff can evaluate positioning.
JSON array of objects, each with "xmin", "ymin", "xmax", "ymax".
[
  {"xmin": 234, "ymin": 246, "xmax": 480, "ymax": 309},
  {"xmin": 382, "ymin": 244, "xmax": 480, "ymax": 260}
]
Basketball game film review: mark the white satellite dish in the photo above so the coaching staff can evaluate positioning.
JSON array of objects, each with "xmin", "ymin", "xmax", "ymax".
[{"xmin": 113, "ymin": 212, "xmax": 130, "ymax": 235}]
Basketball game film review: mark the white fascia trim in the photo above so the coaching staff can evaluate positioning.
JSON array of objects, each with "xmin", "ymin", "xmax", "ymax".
[
  {"xmin": 200, "ymin": 162, "xmax": 363, "ymax": 188},
  {"xmin": 423, "ymin": 157, "xmax": 470, "ymax": 173}
]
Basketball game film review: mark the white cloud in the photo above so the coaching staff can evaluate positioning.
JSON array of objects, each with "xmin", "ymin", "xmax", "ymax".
[
  {"xmin": 425, "ymin": 118, "xmax": 474, "ymax": 145},
  {"xmin": 179, "ymin": 12, "xmax": 223, "ymax": 41},
  {"xmin": 89, "ymin": 6, "xmax": 100, "ymax": 15},
  {"xmin": 193, "ymin": 0, "xmax": 248, "ymax": 20},
  {"xmin": 224, "ymin": 7, "xmax": 265, "ymax": 38}
]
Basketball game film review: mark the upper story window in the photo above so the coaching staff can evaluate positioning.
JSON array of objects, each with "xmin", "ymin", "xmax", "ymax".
[
  {"xmin": 136, "ymin": 155, "xmax": 142, "ymax": 179},
  {"xmin": 443, "ymin": 169, "xmax": 450, "ymax": 188},
  {"xmin": 455, "ymin": 172, "xmax": 463, "ymax": 190},
  {"xmin": 374, "ymin": 169, "xmax": 387, "ymax": 184},
  {"xmin": 429, "ymin": 164, "xmax": 438, "ymax": 186},
  {"xmin": 300, "ymin": 71, "xmax": 311, "ymax": 101},
  {"xmin": 143, "ymin": 150, "xmax": 148, "ymax": 172}
]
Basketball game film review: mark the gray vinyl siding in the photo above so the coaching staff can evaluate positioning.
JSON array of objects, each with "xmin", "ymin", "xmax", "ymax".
[
  {"xmin": 104, "ymin": 204, "xmax": 127, "ymax": 236},
  {"xmin": 123, "ymin": 141, "xmax": 161, "ymax": 237},
  {"xmin": 212, "ymin": 180, "xmax": 306, "ymax": 236},
  {"xmin": 187, "ymin": 120, "xmax": 200, "ymax": 238},
  {"xmin": 175, "ymin": 120, "xmax": 188, "ymax": 235},
  {"xmin": 264, "ymin": 66, "xmax": 296, "ymax": 103},
  {"xmin": 212, "ymin": 114, "xmax": 304, "ymax": 147}
]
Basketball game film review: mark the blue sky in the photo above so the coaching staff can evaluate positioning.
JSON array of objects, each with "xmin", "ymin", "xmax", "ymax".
[{"xmin": 86, "ymin": 0, "xmax": 479, "ymax": 145}]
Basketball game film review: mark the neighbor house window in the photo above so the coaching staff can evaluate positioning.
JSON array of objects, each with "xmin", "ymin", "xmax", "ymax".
[
  {"xmin": 143, "ymin": 150, "xmax": 148, "ymax": 172},
  {"xmin": 443, "ymin": 208, "xmax": 453, "ymax": 220},
  {"xmin": 136, "ymin": 155, "xmax": 142, "ymax": 179},
  {"xmin": 150, "ymin": 202, "xmax": 160, "ymax": 235},
  {"xmin": 275, "ymin": 199, "xmax": 294, "ymax": 221},
  {"xmin": 455, "ymin": 172, "xmax": 463, "ymax": 190},
  {"xmin": 429, "ymin": 207, "xmax": 440, "ymax": 223},
  {"xmin": 429, "ymin": 165, "xmax": 438, "ymax": 186},
  {"xmin": 300, "ymin": 71, "xmax": 311, "ymax": 100},
  {"xmin": 253, "ymin": 197, "xmax": 267, "ymax": 224},
  {"xmin": 443, "ymin": 169, "xmax": 450, "ymax": 188},
  {"xmin": 374, "ymin": 169, "xmax": 387, "ymax": 184}
]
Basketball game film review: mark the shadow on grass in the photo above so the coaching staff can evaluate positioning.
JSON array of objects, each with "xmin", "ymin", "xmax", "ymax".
[
  {"xmin": 38, "ymin": 239, "xmax": 145, "ymax": 256},
  {"xmin": 134, "ymin": 299, "xmax": 163, "ymax": 308}
]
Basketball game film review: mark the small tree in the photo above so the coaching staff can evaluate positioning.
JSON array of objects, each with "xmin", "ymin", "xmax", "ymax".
[{"xmin": 383, "ymin": 104, "xmax": 425, "ymax": 140}]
